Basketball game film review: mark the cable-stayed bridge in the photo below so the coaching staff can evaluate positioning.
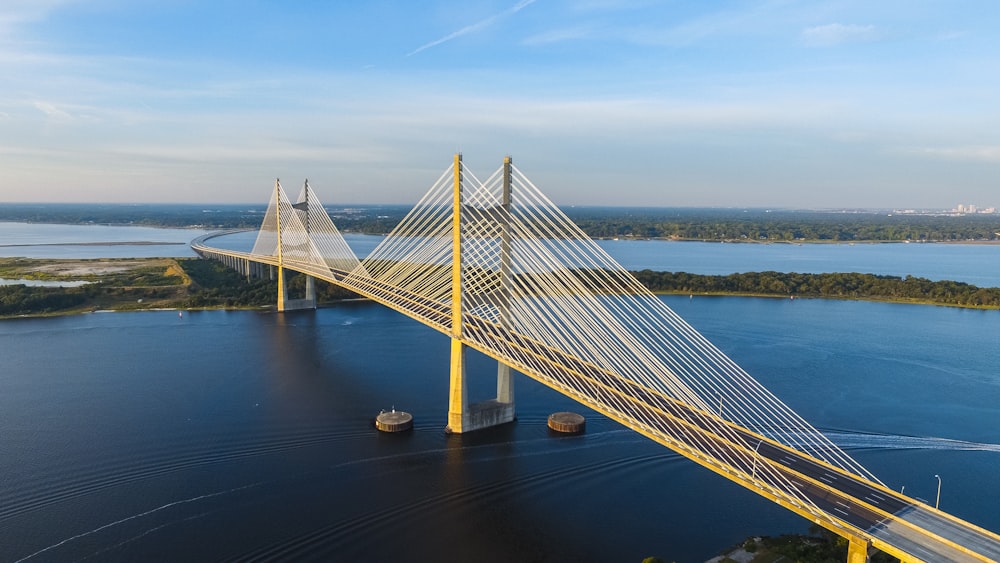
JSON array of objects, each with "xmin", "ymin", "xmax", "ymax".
[{"xmin": 192, "ymin": 155, "xmax": 1000, "ymax": 563}]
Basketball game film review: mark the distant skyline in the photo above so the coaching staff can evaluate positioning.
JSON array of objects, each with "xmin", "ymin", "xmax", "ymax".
[{"xmin": 2, "ymin": 1, "xmax": 999, "ymax": 208}]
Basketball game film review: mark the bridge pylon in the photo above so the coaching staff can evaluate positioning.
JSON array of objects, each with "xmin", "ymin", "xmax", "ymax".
[
  {"xmin": 446, "ymin": 154, "xmax": 516, "ymax": 433},
  {"xmin": 273, "ymin": 179, "xmax": 317, "ymax": 312}
]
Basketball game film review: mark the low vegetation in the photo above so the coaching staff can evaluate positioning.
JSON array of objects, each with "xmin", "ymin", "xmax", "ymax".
[
  {"xmin": 1, "ymin": 258, "xmax": 195, "ymax": 316},
  {"xmin": 0, "ymin": 257, "xmax": 359, "ymax": 317},
  {"xmin": 2, "ymin": 257, "xmax": 998, "ymax": 318},
  {"xmin": 704, "ymin": 526, "xmax": 899, "ymax": 563}
]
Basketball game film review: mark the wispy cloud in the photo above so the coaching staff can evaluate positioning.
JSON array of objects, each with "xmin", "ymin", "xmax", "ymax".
[
  {"xmin": 407, "ymin": 0, "xmax": 538, "ymax": 56},
  {"xmin": 0, "ymin": 0, "xmax": 78, "ymax": 39},
  {"xmin": 801, "ymin": 23, "xmax": 878, "ymax": 47},
  {"xmin": 915, "ymin": 145, "xmax": 1000, "ymax": 162},
  {"xmin": 33, "ymin": 100, "xmax": 74, "ymax": 121}
]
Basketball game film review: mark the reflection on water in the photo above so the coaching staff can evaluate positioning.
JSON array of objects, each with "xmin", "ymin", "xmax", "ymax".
[{"xmin": 0, "ymin": 298, "xmax": 997, "ymax": 562}]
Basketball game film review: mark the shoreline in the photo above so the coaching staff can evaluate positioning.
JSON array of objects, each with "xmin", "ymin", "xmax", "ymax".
[
  {"xmin": 2, "ymin": 286, "xmax": 995, "ymax": 321},
  {"xmin": 0, "ymin": 241, "xmax": 186, "ymax": 247},
  {"xmin": 3, "ymin": 257, "xmax": 998, "ymax": 320}
]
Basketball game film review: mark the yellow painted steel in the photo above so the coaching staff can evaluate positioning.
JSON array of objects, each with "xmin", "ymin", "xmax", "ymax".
[
  {"xmin": 447, "ymin": 153, "xmax": 466, "ymax": 432},
  {"xmin": 447, "ymin": 338, "xmax": 467, "ymax": 432},
  {"xmin": 848, "ymin": 539, "xmax": 870, "ymax": 563},
  {"xmin": 450, "ymin": 153, "xmax": 462, "ymax": 338},
  {"xmin": 275, "ymin": 179, "xmax": 285, "ymax": 312}
]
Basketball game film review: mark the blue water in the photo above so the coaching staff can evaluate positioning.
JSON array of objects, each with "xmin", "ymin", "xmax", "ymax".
[
  {"xmin": 209, "ymin": 231, "xmax": 1000, "ymax": 287},
  {"xmin": 2, "ymin": 220, "xmax": 999, "ymax": 560},
  {"xmin": 4, "ymin": 222, "xmax": 1000, "ymax": 286},
  {"xmin": 596, "ymin": 239, "xmax": 1000, "ymax": 287},
  {"xmin": 0, "ymin": 222, "xmax": 211, "ymax": 259},
  {"xmin": 1, "ymin": 298, "xmax": 997, "ymax": 562}
]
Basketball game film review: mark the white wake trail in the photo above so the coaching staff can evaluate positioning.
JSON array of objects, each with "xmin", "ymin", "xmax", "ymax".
[{"xmin": 14, "ymin": 482, "xmax": 262, "ymax": 562}]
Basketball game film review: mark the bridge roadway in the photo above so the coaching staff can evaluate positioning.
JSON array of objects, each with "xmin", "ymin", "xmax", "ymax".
[{"xmin": 191, "ymin": 243, "xmax": 1000, "ymax": 562}]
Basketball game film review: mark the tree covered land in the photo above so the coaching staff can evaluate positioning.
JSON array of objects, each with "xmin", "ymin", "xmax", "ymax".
[
  {"xmin": 2, "ymin": 257, "xmax": 999, "ymax": 318},
  {"xmin": 630, "ymin": 270, "xmax": 1000, "ymax": 307},
  {"xmin": 0, "ymin": 258, "xmax": 355, "ymax": 317},
  {"xmin": 565, "ymin": 207, "xmax": 1000, "ymax": 241},
  {"xmin": 3, "ymin": 203, "xmax": 1000, "ymax": 241}
]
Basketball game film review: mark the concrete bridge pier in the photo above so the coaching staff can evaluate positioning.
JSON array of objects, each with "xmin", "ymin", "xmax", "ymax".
[
  {"xmin": 445, "ymin": 340, "xmax": 516, "ymax": 434},
  {"xmin": 276, "ymin": 267, "xmax": 317, "ymax": 312}
]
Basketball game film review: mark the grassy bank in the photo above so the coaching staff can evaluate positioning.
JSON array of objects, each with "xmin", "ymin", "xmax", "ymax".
[
  {"xmin": 0, "ymin": 257, "xmax": 365, "ymax": 318},
  {"xmin": 3, "ymin": 258, "xmax": 998, "ymax": 318},
  {"xmin": 0, "ymin": 257, "xmax": 276, "ymax": 317}
]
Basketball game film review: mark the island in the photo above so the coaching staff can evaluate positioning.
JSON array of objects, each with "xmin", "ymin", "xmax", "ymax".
[{"xmin": 2, "ymin": 257, "xmax": 999, "ymax": 318}]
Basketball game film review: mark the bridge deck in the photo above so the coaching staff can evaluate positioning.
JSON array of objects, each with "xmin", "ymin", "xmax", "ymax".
[{"xmin": 190, "ymin": 240, "xmax": 1000, "ymax": 563}]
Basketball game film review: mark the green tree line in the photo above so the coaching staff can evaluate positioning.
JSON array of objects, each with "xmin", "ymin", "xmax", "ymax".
[
  {"xmin": 4, "ymin": 203, "xmax": 1000, "ymax": 241},
  {"xmin": 630, "ymin": 270, "xmax": 1000, "ymax": 307},
  {"xmin": 5, "ymin": 259, "xmax": 998, "ymax": 317}
]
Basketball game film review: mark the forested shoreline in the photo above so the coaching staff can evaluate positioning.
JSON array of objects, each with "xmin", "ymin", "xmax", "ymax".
[
  {"xmin": 630, "ymin": 270, "xmax": 1000, "ymax": 307},
  {"xmin": 4, "ymin": 204, "xmax": 1000, "ymax": 242},
  {"xmin": 3, "ymin": 257, "xmax": 999, "ymax": 318}
]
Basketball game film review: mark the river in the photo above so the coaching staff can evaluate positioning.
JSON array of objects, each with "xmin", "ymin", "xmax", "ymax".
[
  {"xmin": 0, "ymin": 223, "xmax": 998, "ymax": 562},
  {"xmin": 3, "ymin": 222, "xmax": 1000, "ymax": 286}
]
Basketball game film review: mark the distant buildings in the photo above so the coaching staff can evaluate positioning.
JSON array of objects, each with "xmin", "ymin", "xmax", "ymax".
[
  {"xmin": 893, "ymin": 204, "xmax": 998, "ymax": 216},
  {"xmin": 954, "ymin": 204, "xmax": 998, "ymax": 214}
]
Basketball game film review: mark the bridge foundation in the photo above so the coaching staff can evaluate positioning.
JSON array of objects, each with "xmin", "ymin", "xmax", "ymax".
[
  {"xmin": 445, "ymin": 340, "xmax": 516, "ymax": 434},
  {"xmin": 276, "ymin": 267, "xmax": 317, "ymax": 312}
]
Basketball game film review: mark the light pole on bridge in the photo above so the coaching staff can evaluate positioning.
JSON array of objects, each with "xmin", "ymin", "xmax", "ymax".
[{"xmin": 934, "ymin": 474, "xmax": 942, "ymax": 509}]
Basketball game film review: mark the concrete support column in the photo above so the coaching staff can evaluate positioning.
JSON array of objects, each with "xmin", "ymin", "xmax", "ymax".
[
  {"xmin": 496, "ymin": 155, "xmax": 514, "ymax": 410},
  {"xmin": 305, "ymin": 275, "xmax": 316, "ymax": 304}
]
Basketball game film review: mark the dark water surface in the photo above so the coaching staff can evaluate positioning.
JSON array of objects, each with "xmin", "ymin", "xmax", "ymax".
[{"xmin": 1, "ymin": 298, "xmax": 997, "ymax": 562}]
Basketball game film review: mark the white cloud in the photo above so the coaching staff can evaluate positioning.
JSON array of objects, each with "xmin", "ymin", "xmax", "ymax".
[
  {"xmin": 801, "ymin": 23, "xmax": 878, "ymax": 47},
  {"xmin": 106, "ymin": 142, "xmax": 391, "ymax": 164},
  {"xmin": 0, "ymin": 0, "xmax": 79, "ymax": 38},
  {"xmin": 33, "ymin": 100, "xmax": 74, "ymax": 121}
]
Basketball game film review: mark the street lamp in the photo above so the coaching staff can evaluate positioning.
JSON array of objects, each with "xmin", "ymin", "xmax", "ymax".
[{"xmin": 934, "ymin": 474, "xmax": 942, "ymax": 509}]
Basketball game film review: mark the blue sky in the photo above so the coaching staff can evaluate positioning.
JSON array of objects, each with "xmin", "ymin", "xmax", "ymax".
[{"xmin": 1, "ymin": 1, "xmax": 998, "ymax": 207}]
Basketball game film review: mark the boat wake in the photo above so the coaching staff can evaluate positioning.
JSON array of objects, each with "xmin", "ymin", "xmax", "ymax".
[{"xmin": 821, "ymin": 430, "xmax": 1000, "ymax": 453}]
